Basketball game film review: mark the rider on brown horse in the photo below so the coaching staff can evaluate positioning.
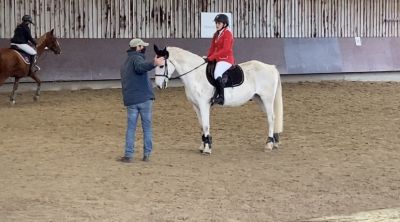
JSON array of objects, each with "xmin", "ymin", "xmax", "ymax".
[{"xmin": 10, "ymin": 15, "xmax": 38, "ymax": 76}]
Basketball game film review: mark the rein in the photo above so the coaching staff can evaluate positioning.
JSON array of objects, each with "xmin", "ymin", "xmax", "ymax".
[{"xmin": 155, "ymin": 58, "xmax": 207, "ymax": 80}]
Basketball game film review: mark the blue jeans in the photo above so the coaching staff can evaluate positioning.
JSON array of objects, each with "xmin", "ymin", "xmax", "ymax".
[{"xmin": 124, "ymin": 100, "xmax": 153, "ymax": 158}]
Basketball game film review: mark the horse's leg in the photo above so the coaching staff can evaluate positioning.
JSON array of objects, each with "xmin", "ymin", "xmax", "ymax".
[
  {"xmin": 192, "ymin": 104, "xmax": 205, "ymax": 152},
  {"xmin": 258, "ymin": 95, "xmax": 276, "ymax": 151},
  {"xmin": 197, "ymin": 103, "xmax": 212, "ymax": 154},
  {"xmin": 9, "ymin": 77, "xmax": 21, "ymax": 105},
  {"xmin": 30, "ymin": 73, "xmax": 41, "ymax": 101}
]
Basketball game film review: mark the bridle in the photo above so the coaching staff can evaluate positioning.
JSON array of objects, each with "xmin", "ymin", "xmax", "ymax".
[{"xmin": 154, "ymin": 57, "xmax": 207, "ymax": 80}]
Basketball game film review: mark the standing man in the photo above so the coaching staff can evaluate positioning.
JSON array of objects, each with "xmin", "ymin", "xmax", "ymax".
[{"xmin": 119, "ymin": 38, "xmax": 165, "ymax": 163}]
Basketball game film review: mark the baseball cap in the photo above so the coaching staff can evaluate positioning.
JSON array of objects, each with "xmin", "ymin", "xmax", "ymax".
[{"xmin": 129, "ymin": 38, "xmax": 149, "ymax": 48}]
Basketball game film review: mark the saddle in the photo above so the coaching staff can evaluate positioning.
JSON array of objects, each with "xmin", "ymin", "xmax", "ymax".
[
  {"xmin": 10, "ymin": 45, "xmax": 31, "ymax": 64},
  {"xmin": 206, "ymin": 61, "xmax": 244, "ymax": 88}
]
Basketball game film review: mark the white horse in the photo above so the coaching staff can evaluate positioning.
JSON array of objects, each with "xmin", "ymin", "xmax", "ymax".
[{"xmin": 154, "ymin": 46, "xmax": 283, "ymax": 154}]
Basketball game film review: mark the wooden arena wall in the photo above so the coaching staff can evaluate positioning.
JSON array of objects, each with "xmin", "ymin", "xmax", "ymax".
[
  {"xmin": 1, "ymin": 0, "xmax": 400, "ymax": 82},
  {"xmin": 1, "ymin": 37, "xmax": 399, "ymax": 82},
  {"xmin": 1, "ymin": 0, "xmax": 400, "ymax": 39}
]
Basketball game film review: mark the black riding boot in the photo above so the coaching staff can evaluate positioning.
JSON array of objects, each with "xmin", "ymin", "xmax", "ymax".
[
  {"xmin": 214, "ymin": 77, "xmax": 225, "ymax": 105},
  {"xmin": 28, "ymin": 55, "xmax": 35, "ymax": 76}
]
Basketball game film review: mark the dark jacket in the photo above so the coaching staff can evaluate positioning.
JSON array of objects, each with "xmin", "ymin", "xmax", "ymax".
[
  {"xmin": 10, "ymin": 23, "xmax": 36, "ymax": 45},
  {"xmin": 120, "ymin": 50, "xmax": 156, "ymax": 106}
]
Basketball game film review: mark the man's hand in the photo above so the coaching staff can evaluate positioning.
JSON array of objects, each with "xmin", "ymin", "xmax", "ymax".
[{"xmin": 154, "ymin": 56, "xmax": 165, "ymax": 66}]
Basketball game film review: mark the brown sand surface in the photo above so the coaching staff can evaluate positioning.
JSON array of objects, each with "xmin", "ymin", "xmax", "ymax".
[{"xmin": 0, "ymin": 82, "xmax": 399, "ymax": 222}]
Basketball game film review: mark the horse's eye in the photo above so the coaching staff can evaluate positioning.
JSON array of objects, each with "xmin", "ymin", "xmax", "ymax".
[{"xmin": 159, "ymin": 65, "xmax": 164, "ymax": 68}]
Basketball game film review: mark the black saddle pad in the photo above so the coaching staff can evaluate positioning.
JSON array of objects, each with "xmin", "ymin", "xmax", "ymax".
[
  {"xmin": 10, "ymin": 45, "xmax": 31, "ymax": 64},
  {"xmin": 206, "ymin": 61, "xmax": 244, "ymax": 88}
]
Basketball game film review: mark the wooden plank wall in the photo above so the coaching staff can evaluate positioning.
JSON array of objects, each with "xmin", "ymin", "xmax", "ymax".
[{"xmin": 0, "ymin": 0, "xmax": 399, "ymax": 39}]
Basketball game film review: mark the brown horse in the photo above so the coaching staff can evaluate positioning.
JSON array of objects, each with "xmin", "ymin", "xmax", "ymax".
[{"xmin": 0, "ymin": 29, "xmax": 61, "ymax": 104}]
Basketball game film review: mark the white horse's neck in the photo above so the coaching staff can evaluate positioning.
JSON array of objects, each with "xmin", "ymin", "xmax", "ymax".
[{"xmin": 167, "ymin": 47, "xmax": 211, "ymax": 92}]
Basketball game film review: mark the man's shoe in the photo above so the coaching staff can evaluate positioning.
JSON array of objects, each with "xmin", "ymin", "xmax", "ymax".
[
  {"xmin": 118, "ymin": 156, "xmax": 132, "ymax": 163},
  {"xmin": 142, "ymin": 155, "xmax": 150, "ymax": 162}
]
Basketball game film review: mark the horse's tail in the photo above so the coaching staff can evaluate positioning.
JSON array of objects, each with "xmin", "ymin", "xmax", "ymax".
[{"xmin": 274, "ymin": 71, "xmax": 283, "ymax": 133}]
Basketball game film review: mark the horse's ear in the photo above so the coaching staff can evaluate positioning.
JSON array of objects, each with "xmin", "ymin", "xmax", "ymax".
[
  {"xmin": 162, "ymin": 47, "xmax": 169, "ymax": 58},
  {"xmin": 154, "ymin": 45, "xmax": 160, "ymax": 54},
  {"xmin": 50, "ymin": 29, "xmax": 54, "ymax": 35}
]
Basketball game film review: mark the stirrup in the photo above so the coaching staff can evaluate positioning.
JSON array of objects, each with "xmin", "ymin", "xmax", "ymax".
[
  {"xmin": 33, "ymin": 65, "xmax": 41, "ymax": 72},
  {"xmin": 28, "ymin": 65, "xmax": 40, "ymax": 76},
  {"xmin": 210, "ymin": 96, "xmax": 218, "ymax": 105},
  {"xmin": 215, "ymin": 96, "xmax": 224, "ymax": 105},
  {"xmin": 210, "ymin": 95, "xmax": 224, "ymax": 105},
  {"xmin": 210, "ymin": 90, "xmax": 219, "ymax": 105}
]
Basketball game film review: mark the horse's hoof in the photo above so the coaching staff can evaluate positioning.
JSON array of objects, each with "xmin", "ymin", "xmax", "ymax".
[
  {"xmin": 202, "ymin": 146, "xmax": 212, "ymax": 155},
  {"xmin": 202, "ymin": 150, "xmax": 211, "ymax": 155},
  {"xmin": 9, "ymin": 100, "xmax": 15, "ymax": 105},
  {"xmin": 33, "ymin": 96, "xmax": 40, "ymax": 101},
  {"xmin": 199, "ymin": 144, "xmax": 205, "ymax": 152},
  {"xmin": 265, "ymin": 142, "xmax": 274, "ymax": 151},
  {"xmin": 273, "ymin": 143, "xmax": 279, "ymax": 149}
]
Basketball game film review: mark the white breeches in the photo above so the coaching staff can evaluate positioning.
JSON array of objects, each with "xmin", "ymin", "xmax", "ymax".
[
  {"xmin": 214, "ymin": 61, "xmax": 232, "ymax": 79},
  {"xmin": 11, "ymin": 43, "xmax": 37, "ymax": 55}
]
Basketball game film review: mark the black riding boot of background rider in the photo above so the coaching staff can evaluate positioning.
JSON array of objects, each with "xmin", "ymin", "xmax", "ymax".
[
  {"xmin": 28, "ymin": 55, "xmax": 35, "ymax": 76},
  {"xmin": 214, "ymin": 77, "xmax": 225, "ymax": 105}
]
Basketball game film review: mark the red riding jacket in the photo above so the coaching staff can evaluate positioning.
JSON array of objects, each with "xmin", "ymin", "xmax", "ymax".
[{"xmin": 207, "ymin": 28, "xmax": 235, "ymax": 64}]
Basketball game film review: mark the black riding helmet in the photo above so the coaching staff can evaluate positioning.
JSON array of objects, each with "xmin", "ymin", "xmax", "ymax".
[
  {"xmin": 22, "ymin": 15, "xmax": 34, "ymax": 25},
  {"xmin": 214, "ymin": 14, "xmax": 229, "ymax": 27}
]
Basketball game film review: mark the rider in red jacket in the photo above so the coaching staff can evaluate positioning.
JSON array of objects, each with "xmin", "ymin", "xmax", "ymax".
[{"xmin": 205, "ymin": 14, "xmax": 235, "ymax": 105}]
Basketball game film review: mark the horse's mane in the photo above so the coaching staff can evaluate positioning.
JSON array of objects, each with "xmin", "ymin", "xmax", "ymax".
[
  {"xmin": 37, "ymin": 34, "xmax": 46, "ymax": 47},
  {"xmin": 166, "ymin": 47, "xmax": 203, "ymax": 64},
  {"xmin": 37, "ymin": 31, "xmax": 51, "ymax": 48}
]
